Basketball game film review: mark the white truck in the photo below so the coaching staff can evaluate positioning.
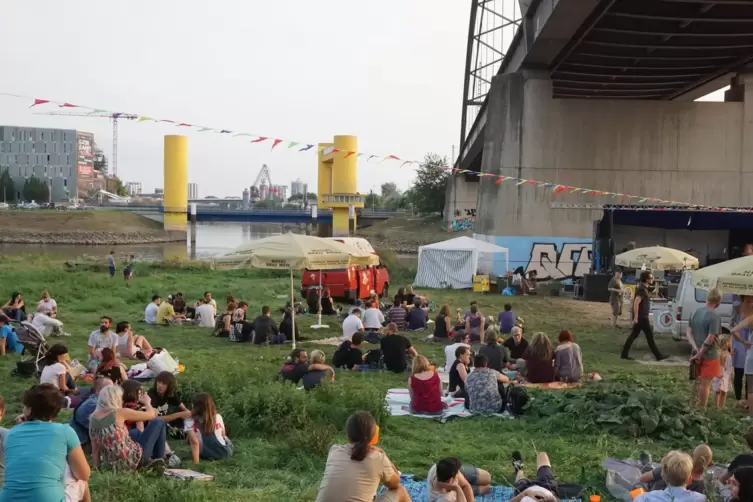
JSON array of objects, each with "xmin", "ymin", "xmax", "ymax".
[{"xmin": 668, "ymin": 270, "xmax": 736, "ymax": 341}]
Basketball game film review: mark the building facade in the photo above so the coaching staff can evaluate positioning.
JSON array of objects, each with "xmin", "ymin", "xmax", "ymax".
[
  {"xmin": 291, "ymin": 179, "xmax": 308, "ymax": 198},
  {"xmin": 125, "ymin": 182, "xmax": 142, "ymax": 196},
  {"xmin": 188, "ymin": 182, "xmax": 198, "ymax": 199},
  {"xmin": 0, "ymin": 126, "xmax": 82, "ymax": 202}
]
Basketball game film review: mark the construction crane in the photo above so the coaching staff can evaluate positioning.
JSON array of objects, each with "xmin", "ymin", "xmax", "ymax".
[
  {"xmin": 250, "ymin": 164, "xmax": 272, "ymax": 202},
  {"xmin": 32, "ymin": 112, "xmax": 138, "ymax": 178}
]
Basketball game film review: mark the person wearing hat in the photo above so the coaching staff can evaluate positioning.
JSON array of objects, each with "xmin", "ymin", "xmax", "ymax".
[
  {"xmin": 342, "ymin": 307, "xmax": 365, "ymax": 342},
  {"xmin": 144, "ymin": 295, "xmax": 161, "ymax": 325}
]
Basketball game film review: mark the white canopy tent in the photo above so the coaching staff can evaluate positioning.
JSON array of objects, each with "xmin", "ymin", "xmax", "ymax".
[{"xmin": 414, "ymin": 236, "xmax": 509, "ymax": 289}]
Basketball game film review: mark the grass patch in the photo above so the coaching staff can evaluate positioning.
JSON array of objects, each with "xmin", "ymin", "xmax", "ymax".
[{"xmin": 0, "ymin": 254, "xmax": 748, "ymax": 501}]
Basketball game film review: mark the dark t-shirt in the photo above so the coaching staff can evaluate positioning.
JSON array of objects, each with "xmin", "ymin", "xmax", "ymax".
[
  {"xmin": 728, "ymin": 453, "xmax": 753, "ymax": 473},
  {"xmin": 434, "ymin": 314, "xmax": 449, "ymax": 338},
  {"xmin": 449, "ymin": 359, "xmax": 467, "ymax": 393},
  {"xmin": 649, "ymin": 466, "xmax": 705, "ymax": 493},
  {"xmin": 147, "ymin": 389, "xmax": 183, "ymax": 417},
  {"xmin": 503, "ymin": 337, "xmax": 529, "ymax": 360},
  {"xmin": 522, "ymin": 347, "xmax": 555, "ymax": 384},
  {"xmin": 636, "ymin": 284, "xmax": 650, "ymax": 318},
  {"xmin": 380, "ymin": 335, "xmax": 412, "ymax": 373},
  {"xmin": 280, "ymin": 362, "xmax": 309, "ymax": 384},
  {"xmin": 302, "ymin": 370, "xmax": 327, "ymax": 391},
  {"xmin": 253, "ymin": 315, "xmax": 279, "ymax": 344},
  {"xmin": 333, "ymin": 342, "xmax": 364, "ymax": 369},
  {"xmin": 406, "ymin": 308, "xmax": 427, "ymax": 330},
  {"xmin": 480, "ymin": 343, "xmax": 508, "ymax": 372}
]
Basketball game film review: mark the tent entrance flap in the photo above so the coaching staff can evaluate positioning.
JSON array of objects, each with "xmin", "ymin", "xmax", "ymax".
[{"xmin": 414, "ymin": 249, "xmax": 477, "ymax": 289}]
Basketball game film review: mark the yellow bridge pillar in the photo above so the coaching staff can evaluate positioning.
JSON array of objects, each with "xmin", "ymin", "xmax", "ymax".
[
  {"xmin": 163, "ymin": 135, "xmax": 188, "ymax": 232},
  {"xmin": 317, "ymin": 135, "xmax": 364, "ymax": 237}
]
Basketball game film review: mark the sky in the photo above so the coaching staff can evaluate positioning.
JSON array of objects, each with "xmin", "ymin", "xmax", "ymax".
[
  {"xmin": 0, "ymin": 0, "xmax": 468, "ymax": 197},
  {"xmin": 0, "ymin": 1, "xmax": 729, "ymax": 198}
]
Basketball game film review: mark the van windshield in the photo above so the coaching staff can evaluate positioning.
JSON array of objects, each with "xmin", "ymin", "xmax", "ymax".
[{"xmin": 694, "ymin": 289, "xmax": 736, "ymax": 304}]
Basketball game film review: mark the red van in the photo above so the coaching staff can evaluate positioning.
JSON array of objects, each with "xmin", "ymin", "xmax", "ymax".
[{"xmin": 300, "ymin": 238, "xmax": 390, "ymax": 301}]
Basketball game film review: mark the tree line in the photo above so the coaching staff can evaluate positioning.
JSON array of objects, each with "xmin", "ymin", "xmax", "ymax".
[{"xmin": 260, "ymin": 153, "xmax": 450, "ymax": 217}]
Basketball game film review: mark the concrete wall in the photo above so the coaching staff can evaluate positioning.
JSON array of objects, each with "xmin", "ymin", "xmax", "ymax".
[
  {"xmin": 445, "ymin": 175, "xmax": 479, "ymax": 231},
  {"xmin": 473, "ymin": 71, "xmax": 750, "ymax": 277}
]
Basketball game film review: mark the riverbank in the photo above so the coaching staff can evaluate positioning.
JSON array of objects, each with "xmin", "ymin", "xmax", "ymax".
[
  {"xmin": 0, "ymin": 211, "xmax": 185, "ymax": 244},
  {"xmin": 357, "ymin": 215, "xmax": 470, "ymax": 253}
]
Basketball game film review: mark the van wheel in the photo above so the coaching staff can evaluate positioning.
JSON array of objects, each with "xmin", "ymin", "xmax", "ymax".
[{"xmin": 380, "ymin": 284, "xmax": 389, "ymax": 299}]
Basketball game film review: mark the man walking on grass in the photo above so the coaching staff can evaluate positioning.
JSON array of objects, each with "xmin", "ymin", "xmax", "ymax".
[
  {"xmin": 621, "ymin": 271, "xmax": 668, "ymax": 362},
  {"xmin": 687, "ymin": 288, "xmax": 722, "ymax": 408}
]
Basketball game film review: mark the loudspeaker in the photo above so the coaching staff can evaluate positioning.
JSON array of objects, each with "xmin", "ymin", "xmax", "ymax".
[{"xmin": 583, "ymin": 273, "xmax": 611, "ymax": 303}]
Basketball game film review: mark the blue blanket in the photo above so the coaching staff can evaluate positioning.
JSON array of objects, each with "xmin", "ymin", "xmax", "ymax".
[
  {"xmin": 378, "ymin": 475, "xmax": 582, "ymax": 502},
  {"xmin": 377, "ymin": 475, "xmax": 521, "ymax": 502}
]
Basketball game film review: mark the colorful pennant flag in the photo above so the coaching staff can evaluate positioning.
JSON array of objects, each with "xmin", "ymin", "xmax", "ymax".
[{"xmin": 6, "ymin": 90, "xmax": 745, "ymax": 213}]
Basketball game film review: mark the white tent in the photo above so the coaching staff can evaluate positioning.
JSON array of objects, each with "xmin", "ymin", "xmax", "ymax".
[{"xmin": 414, "ymin": 236, "xmax": 509, "ymax": 289}]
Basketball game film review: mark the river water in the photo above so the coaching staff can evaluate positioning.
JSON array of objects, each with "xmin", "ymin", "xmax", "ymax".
[{"xmin": 0, "ymin": 222, "xmax": 417, "ymax": 265}]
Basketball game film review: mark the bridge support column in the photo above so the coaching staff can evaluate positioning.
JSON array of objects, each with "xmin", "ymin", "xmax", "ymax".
[
  {"xmin": 474, "ymin": 70, "xmax": 753, "ymax": 280},
  {"xmin": 163, "ymin": 135, "xmax": 188, "ymax": 232}
]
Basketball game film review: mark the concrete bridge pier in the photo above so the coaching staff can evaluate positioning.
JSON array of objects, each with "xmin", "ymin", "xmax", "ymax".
[{"xmin": 472, "ymin": 70, "xmax": 753, "ymax": 280}]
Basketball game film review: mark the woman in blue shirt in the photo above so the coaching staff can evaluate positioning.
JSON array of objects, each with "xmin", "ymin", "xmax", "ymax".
[{"xmin": 1, "ymin": 384, "xmax": 91, "ymax": 502}]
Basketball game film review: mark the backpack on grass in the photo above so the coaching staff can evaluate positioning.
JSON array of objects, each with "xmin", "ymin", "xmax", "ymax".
[{"xmin": 506, "ymin": 386, "xmax": 530, "ymax": 415}]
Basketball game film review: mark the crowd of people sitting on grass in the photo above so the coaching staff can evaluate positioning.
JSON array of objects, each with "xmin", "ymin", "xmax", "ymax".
[
  {"xmin": 311, "ymin": 409, "xmax": 753, "ymax": 502},
  {"xmin": 0, "ymin": 368, "xmax": 233, "ymax": 501}
]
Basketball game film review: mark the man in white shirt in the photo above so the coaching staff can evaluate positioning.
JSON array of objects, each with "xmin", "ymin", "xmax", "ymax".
[
  {"xmin": 31, "ymin": 304, "xmax": 65, "ymax": 337},
  {"xmin": 145, "ymin": 295, "xmax": 161, "ymax": 324},
  {"xmin": 444, "ymin": 333, "xmax": 471, "ymax": 373},
  {"xmin": 362, "ymin": 305, "xmax": 385, "ymax": 332},
  {"xmin": 195, "ymin": 299, "xmax": 216, "ymax": 328},
  {"xmin": 87, "ymin": 316, "xmax": 118, "ymax": 369},
  {"xmin": 203, "ymin": 291, "xmax": 217, "ymax": 311},
  {"xmin": 37, "ymin": 290, "xmax": 58, "ymax": 317},
  {"xmin": 342, "ymin": 308, "xmax": 365, "ymax": 341}
]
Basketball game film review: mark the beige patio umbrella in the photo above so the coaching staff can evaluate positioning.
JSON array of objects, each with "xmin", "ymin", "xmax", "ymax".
[
  {"xmin": 213, "ymin": 233, "xmax": 374, "ymax": 347},
  {"xmin": 692, "ymin": 255, "xmax": 753, "ymax": 296},
  {"xmin": 615, "ymin": 246, "xmax": 699, "ymax": 270}
]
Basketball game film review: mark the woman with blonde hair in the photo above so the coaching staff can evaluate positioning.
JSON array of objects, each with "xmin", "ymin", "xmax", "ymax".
[
  {"xmin": 303, "ymin": 350, "xmax": 335, "ymax": 391},
  {"xmin": 521, "ymin": 332, "xmax": 555, "ymax": 383},
  {"xmin": 409, "ymin": 355, "xmax": 443, "ymax": 415},
  {"xmin": 89, "ymin": 385, "xmax": 168, "ymax": 471}
]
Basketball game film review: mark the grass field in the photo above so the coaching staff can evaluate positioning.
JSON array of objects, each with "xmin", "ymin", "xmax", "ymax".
[{"xmin": 0, "ymin": 255, "xmax": 747, "ymax": 501}]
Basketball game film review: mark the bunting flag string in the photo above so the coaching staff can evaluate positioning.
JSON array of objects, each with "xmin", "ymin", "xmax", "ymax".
[{"xmin": 1, "ymin": 90, "xmax": 750, "ymax": 213}]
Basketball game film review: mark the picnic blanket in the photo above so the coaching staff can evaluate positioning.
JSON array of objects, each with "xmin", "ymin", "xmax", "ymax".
[
  {"xmin": 437, "ymin": 370, "xmax": 580, "ymax": 390},
  {"xmin": 377, "ymin": 474, "xmax": 580, "ymax": 502},
  {"xmin": 386, "ymin": 389, "xmax": 512, "ymax": 419}
]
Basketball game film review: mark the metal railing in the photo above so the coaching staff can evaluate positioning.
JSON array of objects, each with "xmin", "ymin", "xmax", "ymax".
[{"xmin": 109, "ymin": 205, "xmax": 405, "ymax": 218}]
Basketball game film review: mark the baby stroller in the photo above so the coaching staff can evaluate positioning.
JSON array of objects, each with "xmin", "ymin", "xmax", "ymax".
[{"xmin": 13, "ymin": 321, "xmax": 49, "ymax": 377}]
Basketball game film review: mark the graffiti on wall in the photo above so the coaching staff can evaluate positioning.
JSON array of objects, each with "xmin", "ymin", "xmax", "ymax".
[
  {"xmin": 448, "ymin": 217, "xmax": 475, "ymax": 232},
  {"xmin": 454, "ymin": 208, "xmax": 476, "ymax": 218},
  {"xmin": 525, "ymin": 242, "xmax": 592, "ymax": 280}
]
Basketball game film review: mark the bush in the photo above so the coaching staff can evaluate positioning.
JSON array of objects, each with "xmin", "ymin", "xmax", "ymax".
[{"xmin": 178, "ymin": 366, "xmax": 387, "ymax": 448}]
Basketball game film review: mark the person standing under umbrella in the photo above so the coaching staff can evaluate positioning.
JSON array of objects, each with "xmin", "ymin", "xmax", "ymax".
[{"xmin": 621, "ymin": 271, "xmax": 668, "ymax": 362}]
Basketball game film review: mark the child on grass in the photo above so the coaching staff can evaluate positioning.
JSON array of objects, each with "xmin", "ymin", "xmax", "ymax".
[
  {"xmin": 185, "ymin": 393, "xmax": 233, "ymax": 464},
  {"xmin": 714, "ymin": 335, "xmax": 733, "ymax": 409}
]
